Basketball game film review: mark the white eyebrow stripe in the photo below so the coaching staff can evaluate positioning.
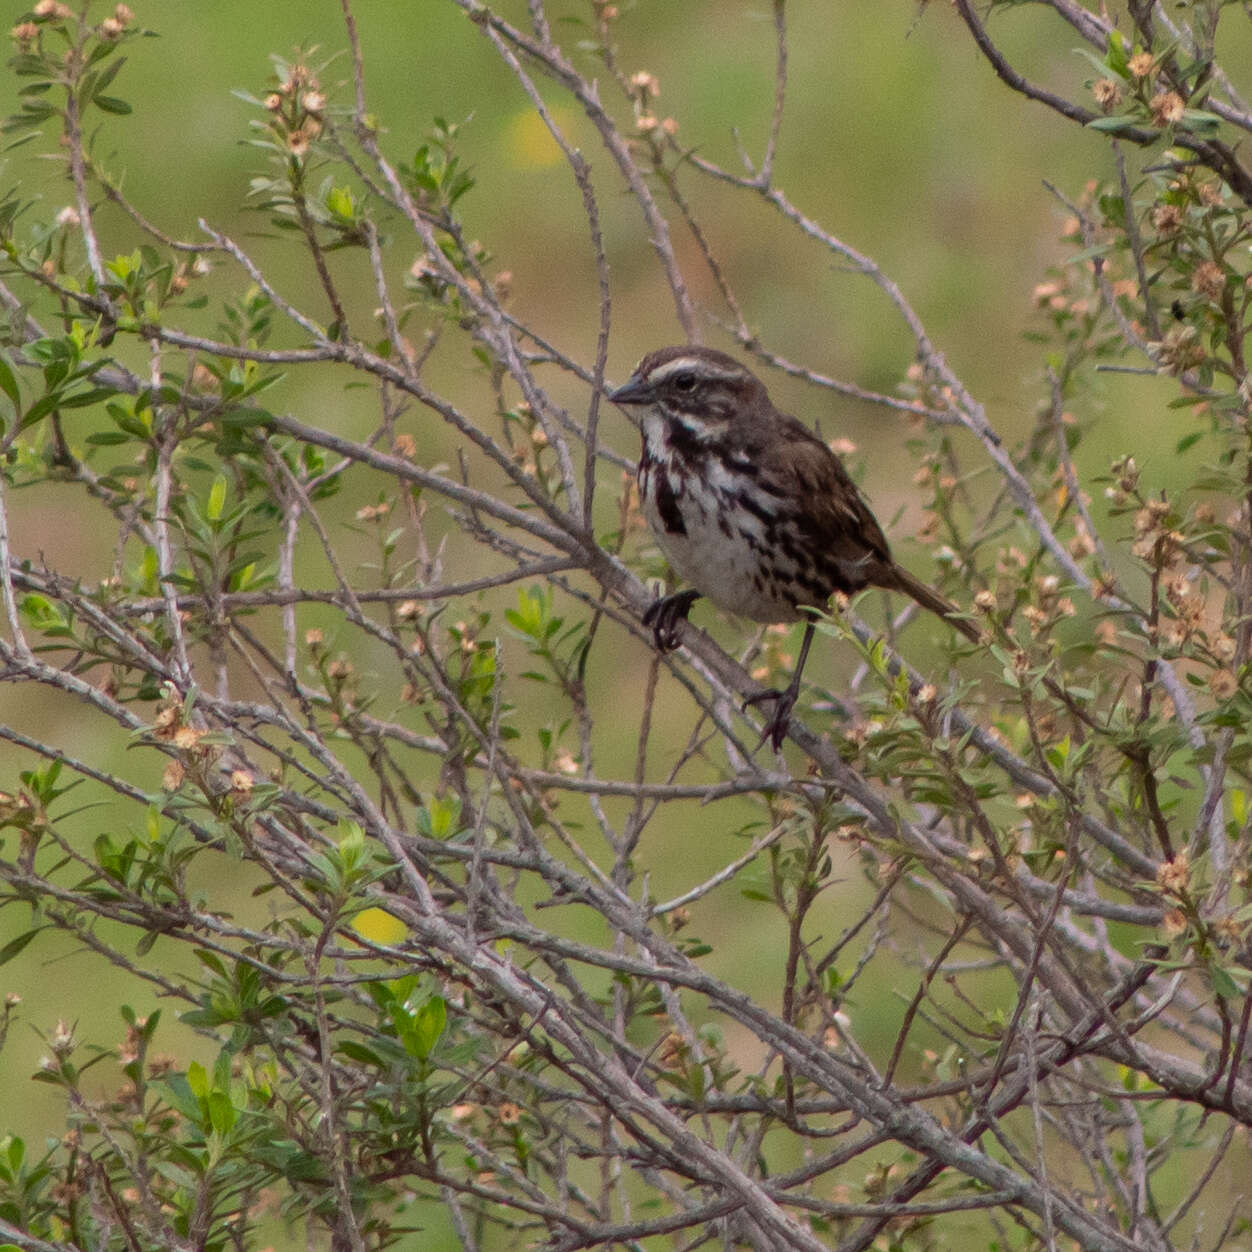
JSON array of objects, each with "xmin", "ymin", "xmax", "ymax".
[{"xmin": 648, "ymin": 356, "xmax": 746, "ymax": 385}]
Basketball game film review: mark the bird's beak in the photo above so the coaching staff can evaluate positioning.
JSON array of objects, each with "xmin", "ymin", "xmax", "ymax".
[{"xmin": 608, "ymin": 373, "xmax": 652, "ymax": 406}]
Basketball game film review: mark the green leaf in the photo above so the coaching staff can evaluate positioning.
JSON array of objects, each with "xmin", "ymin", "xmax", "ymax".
[
  {"xmin": 1181, "ymin": 109, "xmax": 1222, "ymax": 135},
  {"xmin": 412, "ymin": 994, "xmax": 447, "ymax": 1060},
  {"xmin": 93, "ymin": 55, "xmax": 126, "ymax": 95},
  {"xmin": 326, "ymin": 185, "xmax": 355, "ymax": 218},
  {"xmin": 0, "ymin": 929, "xmax": 42, "ymax": 966},
  {"xmin": 1073, "ymin": 47, "xmax": 1124, "ymax": 84},
  {"xmin": 208, "ymin": 1090, "xmax": 236, "ymax": 1135},
  {"xmin": 93, "ymin": 95, "xmax": 132, "ymax": 116},
  {"xmin": 1065, "ymin": 242, "xmax": 1115, "ymax": 265},
  {"xmin": 206, "ymin": 473, "xmax": 227, "ymax": 521},
  {"xmin": 0, "ymin": 353, "xmax": 20, "ymax": 415},
  {"xmin": 336, "ymin": 1040, "xmax": 384, "ymax": 1066},
  {"xmin": 338, "ymin": 821, "xmax": 366, "ymax": 864},
  {"xmin": 54, "ymin": 386, "xmax": 119, "ymax": 410},
  {"xmin": 186, "ymin": 1060, "xmax": 209, "ymax": 1100},
  {"xmin": 18, "ymin": 393, "xmax": 62, "ymax": 431},
  {"xmin": 1105, "ymin": 29, "xmax": 1130, "ymax": 77},
  {"xmin": 1210, "ymin": 963, "xmax": 1243, "ymax": 1000},
  {"xmin": 1085, "ymin": 115, "xmax": 1140, "ymax": 134}
]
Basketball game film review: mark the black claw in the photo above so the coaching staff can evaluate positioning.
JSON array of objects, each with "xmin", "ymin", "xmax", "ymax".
[
  {"xmin": 740, "ymin": 620, "xmax": 817, "ymax": 752},
  {"xmin": 642, "ymin": 589, "xmax": 701, "ymax": 653},
  {"xmin": 743, "ymin": 685, "xmax": 798, "ymax": 752}
]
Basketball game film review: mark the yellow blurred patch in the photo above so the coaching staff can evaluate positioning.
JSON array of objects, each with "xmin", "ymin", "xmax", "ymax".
[
  {"xmin": 507, "ymin": 108, "xmax": 575, "ymax": 168},
  {"xmin": 352, "ymin": 906, "xmax": 407, "ymax": 945}
]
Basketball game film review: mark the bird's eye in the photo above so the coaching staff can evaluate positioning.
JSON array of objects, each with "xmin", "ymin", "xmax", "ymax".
[{"xmin": 672, "ymin": 372, "xmax": 697, "ymax": 392}]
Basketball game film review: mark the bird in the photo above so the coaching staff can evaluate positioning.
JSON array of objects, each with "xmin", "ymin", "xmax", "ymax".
[{"xmin": 609, "ymin": 344, "xmax": 980, "ymax": 750}]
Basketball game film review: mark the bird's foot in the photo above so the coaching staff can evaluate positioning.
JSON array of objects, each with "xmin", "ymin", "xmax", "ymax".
[
  {"xmin": 642, "ymin": 589, "xmax": 702, "ymax": 652},
  {"xmin": 742, "ymin": 683, "xmax": 800, "ymax": 752}
]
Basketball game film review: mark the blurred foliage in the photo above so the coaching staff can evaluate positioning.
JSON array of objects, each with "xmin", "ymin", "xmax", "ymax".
[{"xmin": 1, "ymin": 1, "xmax": 1252, "ymax": 1249}]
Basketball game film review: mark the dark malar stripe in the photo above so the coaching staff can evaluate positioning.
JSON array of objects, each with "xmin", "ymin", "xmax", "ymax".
[
  {"xmin": 652, "ymin": 467, "xmax": 686, "ymax": 535},
  {"xmin": 663, "ymin": 412, "xmax": 707, "ymax": 460}
]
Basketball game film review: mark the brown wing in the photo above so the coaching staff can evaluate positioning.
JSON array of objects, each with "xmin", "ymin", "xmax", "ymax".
[
  {"xmin": 761, "ymin": 413, "xmax": 894, "ymax": 594},
  {"xmin": 763, "ymin": 414, "xmax": 981, "ymax": 640}
]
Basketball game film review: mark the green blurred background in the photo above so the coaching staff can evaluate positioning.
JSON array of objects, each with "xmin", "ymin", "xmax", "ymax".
[{"xmin": 1, "ymin": 0, "xmax": 1236, "ymax": 1244}]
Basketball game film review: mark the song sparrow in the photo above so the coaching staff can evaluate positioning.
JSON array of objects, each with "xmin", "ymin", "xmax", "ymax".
[{"xmin": 610, "ymin": 344, "xmax": 979, "ymax": 750}]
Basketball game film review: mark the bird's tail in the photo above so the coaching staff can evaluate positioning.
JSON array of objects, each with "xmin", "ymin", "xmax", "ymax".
[{"xmin": 886, "ymin": 564, "xmax": 982, "ymax": 645}]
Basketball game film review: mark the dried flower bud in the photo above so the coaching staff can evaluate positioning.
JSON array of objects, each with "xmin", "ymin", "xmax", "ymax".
[
  {"xmin": 1069, "ymin": 523, "xmax": 1096, "ymax": 558},
  {"xmin": 1156, "ymin": 849, "xmax": 1190, "ymax": 895},
  {"xmin": 1149, "ymin": 90, "xmax": 1185, "ymax": 127},
  {"xmin": 1161, "ymin": 908, "xmax": 1187, "ymax": 938},
  {"xmin": 1092, "ymin": 78, "xmax": 1122, "ymax": 112},
  {"xmin": 172, "ymin": 726, "xmax": 204, "ymax": 751},
  {"xmin": 630, "ymin": 70, "xmax": 659, "ymax": 98},
  {"xmin": 1127, "ymin": 51, "xmax": 1154, "ymax": 79},
  {"xmin": 1032, "ymin": 280, "xmax": 1063, "ymax": 307},
  {"xmin": 1151, "ymin": 204, "xmax": 1184, "ymax": 234},
  {"xmin": 1210, "ymin": 669, "xmax": 1238, "ymax": 700},
  {"xmin": 51, "ymin": 1019, "xmax": 75, "ymax": 1055},
  {"xmin": 1191, "ymin": 260, "xmax": 1225, "ymax": 301},
  {"xmin": 1155, "ymin": 322, "xmax": 1206, "ymax": 373}
]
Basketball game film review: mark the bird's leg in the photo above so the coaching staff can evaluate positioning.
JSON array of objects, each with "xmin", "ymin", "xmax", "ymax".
[
  {"xmin": 642, "ymin": 589, "xmax": 702, "ymax": 652},
  {"xmin": 743, "ymin": 620, "xmax": 816, "ymax": 751}
]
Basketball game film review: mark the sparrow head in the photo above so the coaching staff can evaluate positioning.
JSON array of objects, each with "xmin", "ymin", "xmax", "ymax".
[{"xmin": 609, "ymin": 346, "xmax": 768, "ymax": 429}]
